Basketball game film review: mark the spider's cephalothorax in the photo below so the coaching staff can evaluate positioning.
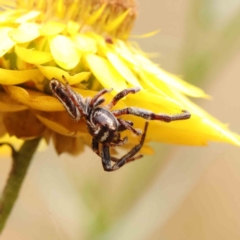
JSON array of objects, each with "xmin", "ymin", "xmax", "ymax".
[{"xmin": 49, "ymin": 77, "xmax": 191, "ymax": 172}]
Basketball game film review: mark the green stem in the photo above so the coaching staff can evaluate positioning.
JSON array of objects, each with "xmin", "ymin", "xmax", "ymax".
[{"xmin": 0, "ymin": 138, "xmax": 41, "ymax": 234}]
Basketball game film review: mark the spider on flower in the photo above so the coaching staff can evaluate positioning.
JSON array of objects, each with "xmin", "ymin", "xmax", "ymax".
[{"xmin": 49, "ymin": 77, "xmax": 191, "ymax": 172}]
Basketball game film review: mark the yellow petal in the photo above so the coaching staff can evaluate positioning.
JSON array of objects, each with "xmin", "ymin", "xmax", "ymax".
[
  {"xmin": 3, "ymin": 85, "xmax": 65, "ymax": 111},
  {"xmin": 0, "ymin": 8, "xmax": 28, "ymax": 23},
  {"xmin": 154, "ymin": 68, "xmax": 210, "ymax": 99},
  {"xmin": 15, "ymin": 45, "xmax": 53, "ymax": 64},
  {"xmin": 37, "ymin": 65, "xmax": 70, "ymax": 82},
  {"xmin": 0, "ymin": 9, "xmax": 18, "ymax": 23},
  {"xmin": 0, "ymin": 68, "xmax": 43, "ymax": 85},
  {"xmin": 115, "ymin": 40, "xmax": 209, "ymax": 99},
  {"xmin": 126, "ymin": 89, "xmax": 184, "ymax": 110},
  {"xmin": 106, "ymin": 51, "xmax": 141, "ymax": 87},
  {"xmin": 138, "ymin": 68, "xmax": 201, "ymax": 105},
  {"xmin": 49, "ymin": 35, "xmax": 81, "ymax": 70},
  {"xmin": 15, "ymin": 10, "xmax": 41, "ymax": 23},
  {"xmin": 135, "ymin": 53, "xmax": 210, "ymax": 98},
  {"xmin": 114, "ymin": 40, "xmax": 140, "ymax": 66},
  {"xmin": 147, "ymin": 120, "xmax": 208, "ymax": 145},
  {"xmin": 85, "ymin": 54, "xmax": 127, "ymax": 92},
  {"xmin": 0, "ymin": 91, "xmax": 27, "ymax": 112},
  {"xmin": 37, "ymin": 65, "xmax": 91, "ymax": 84},
  {"xmin": 72, "ymin": 34, "xmax": 97, "ymax": 53},
  {"xmin": 172, "ymin": 92, "xmax": 240, "ymax": 146},
  {"xmin": 67, "ymin": 21, "xmax": 80, "ymax": 36},
  {"xmin": 69, "ymin": 72, "xmax": 92, "ymax": 85},
  {"xmin": 0, "ymin": 27, "xmax": 15, "ymax": 57},
  {"xmin": 119, "ymin": 114, "xmax": 238, "ymax": 146},
  {"xmin": 40, "ymin": 21, "xmax": 66, "ymax": 36},
  {"xmin": 9, "ymin": 22, "xmax": 40, "ymax": 43},
  {"xmin": 137, "ymin": 69, "xmax": 174, "ymax": 98}
]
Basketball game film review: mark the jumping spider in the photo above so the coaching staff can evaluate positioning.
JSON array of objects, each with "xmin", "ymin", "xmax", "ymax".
[{"xmin": 49, "ymin": 77, "xmax": 191, "ymax": 172}]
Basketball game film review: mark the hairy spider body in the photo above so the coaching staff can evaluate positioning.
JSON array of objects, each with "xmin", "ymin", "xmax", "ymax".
[{"xmin": 50, "ymin": 77, "xmax": 191, "ymax": 172}]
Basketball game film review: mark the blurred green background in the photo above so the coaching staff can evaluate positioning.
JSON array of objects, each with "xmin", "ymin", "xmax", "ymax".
[{"xmin": 1, "ymin": 0, "xmax": 240, "ymax": 239}]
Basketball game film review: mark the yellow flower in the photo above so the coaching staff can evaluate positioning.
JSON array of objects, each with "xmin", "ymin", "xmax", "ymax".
[{"xmin": 0, "ymin": 0, "xmax": 239, "ymax": 156}]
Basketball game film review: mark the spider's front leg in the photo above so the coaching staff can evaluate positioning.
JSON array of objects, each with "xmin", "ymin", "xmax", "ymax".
[
  {"xmin": 89, "ymin": 88, "xmax": 113, "ymax": 108},
  {"xmin": 112, "ymin": 108, "xmax": 191, "ymax": 122},
  {"xmin": 92, "ymin": 138, "xmax": 100, "ymax": 156},
  {"xmin": 106, "ymin": 87, "xmax": 140, "ymax": 110},
  {"xmin": 50, "ymin": 78, "xmax": 86, "ymax": 120},
  {"xmin": 101, "ymin": 122, "xmax": 149, "ymax": 172},
  {"xmin": 101, "ymin": 144, "xmax": 112, "ymax": 171}
]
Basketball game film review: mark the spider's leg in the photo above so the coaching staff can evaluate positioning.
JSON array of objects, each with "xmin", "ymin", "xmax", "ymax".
[
  {"xmin": 93, "ymin": 135, "xmax": 127, "ymax": 156},
  {"xmin": 61, "ymin": 76, "xmax": 86, "ymax": 114},
  {"xmin": 112, "ymin": 108, "xmax": 191, "ymax": 122},
  {"xmin": 106, "ymin": 87, "xmax": 140, "ymax": 110},
  {"xmin": 89, "ymin": 88, "xmax": 113, "ymax": 108},
  {"xmin": 102, "ymin": 122, "xmax": 149, "ymax": 172},
  {"xmin": 110, "ymin": 154, "xmax": 143, "ymax": 163},
  {"xmin": 101, "ymin": 145, "xmax": 112, "ymax": 171},
  {"xmin": 50, "ymin": 78, "xmax": 85, "ymax": 120},
  {"xmin": 117, "ymin": 118, "xmax": 142, "ymax": 136},
  {"xmin": 72, "ymin": 91, "xmax": 87, "ymax": 116},
  {"xmin": 92, "ymin": 97, "xmax": 105, "ymax": 108},
  {"xmin": 92, "ymin": 138, "xmax": 100, "ymax": 156}
]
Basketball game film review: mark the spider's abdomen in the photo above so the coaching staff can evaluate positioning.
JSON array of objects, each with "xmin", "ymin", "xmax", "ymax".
[{"xmin": 86, "ymin": 108, "xmax": 118, "ymax": 143}]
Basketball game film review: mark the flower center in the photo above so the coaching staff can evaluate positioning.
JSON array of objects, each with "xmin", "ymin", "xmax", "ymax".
[{"xmin": 15, "ymin": 0, "xmax": 137, "ymax": 39}]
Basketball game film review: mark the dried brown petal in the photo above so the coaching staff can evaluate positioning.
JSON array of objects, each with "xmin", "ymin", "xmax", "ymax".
[
  {"xmin": 3, "ymin": 110, "xmax": 45, "ymax": 138},
  {"xmin": 52, "ymin": 132, "xmax": 85, "ymax": 155}
]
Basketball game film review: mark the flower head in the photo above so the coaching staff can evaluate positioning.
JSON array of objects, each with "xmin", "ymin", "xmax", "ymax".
[{"xmin": 0, "ymin": 0, "xmax": 239, "ymax": 156}]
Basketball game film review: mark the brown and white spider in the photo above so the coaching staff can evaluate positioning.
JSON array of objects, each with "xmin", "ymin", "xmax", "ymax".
[{"xmin": 49, "ymin": 77, "xmax": 191, "ymax": 172}]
